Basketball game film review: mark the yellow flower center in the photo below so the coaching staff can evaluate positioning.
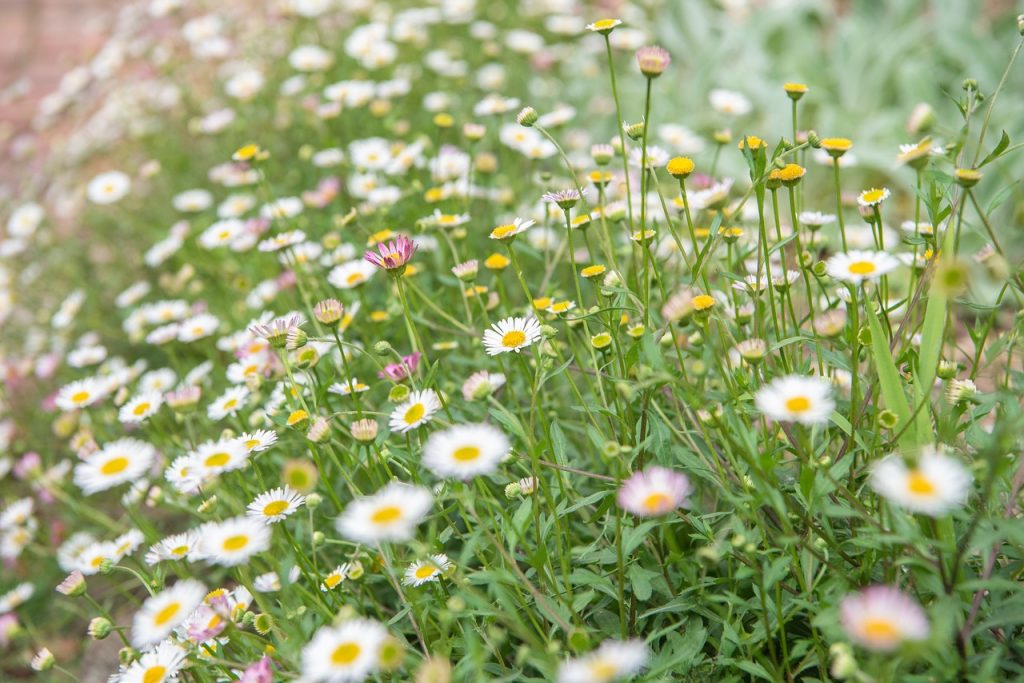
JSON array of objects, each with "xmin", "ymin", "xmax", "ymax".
[
  {"xmin": 502, "ymin": 330, "xmax": 526, "ymax": 348},
  {"xmin": 171, "ymin": 545, "xmax": 189, "ymax": 556},
  {"xmin": 222, "ymin": 535, "xmax": 249, "ymax": 552},
  {"xmin": 848, "ymin": 261, "xmax": 877, "ymax": 275},
  {"xmin": 591, "ymin": 18, "xmax": 618, "ymax": 29},
  {"xmin": 71, "ymin": 390, "xmax": 90, "ymax": 403},
  {"xmin": 153, "ymin": 602, "xmax": 180, "ymax": 627},
  {"xmin": 371, "ymin": 505, "xmax": 403, "ymax": 524},
  {"xmin": 907, "ymin": 470, "xmax": 936, "ymax": 496},
  {"xmin": 223, "ymin": 399, "xmax": 238, "ymax": 410},
  {"xmin": 101, "ymin": 457, "xmax": 130, "ymax": 475},
  {"xmin": 404, "ymin": 403, "xmax": 425, "ymax": 425},
  {"xmin": 263, "ymin": 501, "xmax": 289, "ymax": 516},
  {"xmin": 324, "ymin": 573, "xmax": 343, "ymax": 588},
  {"xmin": 331, "ymin": 642, "xmax": 361, "ymax": 665},
  {"xmin": 453, "ymin": 446, "xmax": 481, "ymax": 462},
  {"xmin": 244, "ymin": 439, "xmax": 259, "ymax": 449},
  {"xmin": 346, "ymin": 272, "xmax": 365, "ymax": 286},
  {"xmin": 415, "ymin": 565, "xmax": 438, "ymax": 579},
  {"xmin": 133, "ymin": 402, "xmax": 151, "ymax": 416},
  {"xmin": 860, "ymin": 189, "xmax": 886, "ymax": 204},
  {"xmin": 491, "ymin": 224, "xmax": 516, "ymax": 239},
  {"xmin": 862, "ymin": 618, "xmax": 899, "ymax": 640},
  {"xmin": 785, "ymin": 396, "xmax": 811, "ymax": 413},
  {"xmin": 205, "ymin": 452, "xmax": 231, "ymax": 468},
  {"xmin": 589, "ymin": 660, "xmax": 618, "ymax": 679},
  {"xmin": 643, "ymin": 492, "xmax": 670, "ymax": 512},
  {"xmin": 143, "ymin": 665, "xmax": 167, "ymax": 683},
  {"xmin": 693, "ymin": 294, "xmax": 715, "ymax": 311}
]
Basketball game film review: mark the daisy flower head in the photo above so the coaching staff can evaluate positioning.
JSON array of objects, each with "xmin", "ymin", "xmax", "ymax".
[
  {"xmin": 543, "ymin": 188, "xmax": 582, "ymax": 210},
  {"xmin": 207, "ymin": 386, "xmax": 250, "ymax": 420},
  {"xmin": 558, "ymin": 639, "xmax": 649, "ymax": 683},
  {"xmin": 388, "ymin": 389, "xmax": 442, "ymax": 433},
  {"xmin": 709, "ymin": 89, "xmax": 752, "ymax": 116},
  {"xmin": 118, "ymin": 391, "xmax": 164, "ymax": 424},
  {"xmin": 489, "ymin": 217, "xmax": 535, "ymax": 241},
  {"xmin": 870, "ymin": 446, "xmax": 971, "ymax": 516},
  {"xmin": 462, "ymin": 370, "xmax": 506, "ymax": 401},
  {"xmin": 617, "ymin": 466, "xmax": 691, "ymax": 517},
  {"xmin": 249, "ymin": 313, "xmax": 304, "ymax": 349},
  {"xmin": 483, "ymin": 316, "xmax": 542, "ymax": 356},
  {"xmin": 403, "ymin": 554, "xmax": 452, "ymax": 587},
  {"xmin": 145, "ymin": 531, "xmax": 201, "ymax": 566},
  {"xmin": 825, "ymin": 250, "xmax": 901, "ymax": 285},
  {"xmin": 301, "ymin": 618, "xmax": 389, "ymax": 683},
  {"xmin": 320, "ymin": 564, "xmax": 352, "ymax": 592},
  {"xmin": 118, "ymin": 640, "xmax": 188, "ymax": 683},
  {"xmin": 328, "ymin": 259, "xmax": 377, "ymax": 289},
  {"xmin": 198, "ymin": 516, "xmax": 271, "ymax": 567},
  {"xmin": 131, "ymin": 579, "xmax": 206, "ymax": 648},
  {"xmin": 55, "ymin": 377, "xmax": 107, "ymax": 411},
  {"xmin": 422, "ymin": 423, "xmax": 510, "ymax": 480},
  {"xmin": 239, "ymin": 429, "xmax": 277, "ymax": 453},
  {"xmin": 247, "ymin": 486, "xmax": 306, "ymax": 524},
  {"xmin": 585, "ymin": 18, "xmax": 621, "ymax": 34},
  {"xmin": 336, "ymin": 482, "xmax": 433, "ymax": 545},
  {"xmin": 839, "ymin": 585, "xmax": 929, "ymax": 651},
  {"xmin": 193, "ymin": 438, "xmax": 249, "ymax": 477},
  {"xmin": 857, "ymin": 187, "xmax": 890, "ymax": 207},
  {"xmin": 87, "ymin": 170, "xmax": 132, "ymax": 204},
  {"xmin": 74, "ymin": 438, "xmax": 157, "ymax": 495},
  {"xmin": 754, "ymin": 375, "xmax": 835, "ymax": 425},
  {"xmin": 635, "ymin": 45, "xmax": 670, "ymax": 77},
  {"xmin": 364, "ymin": 235, "xmax": 416, "ymax": 273}
]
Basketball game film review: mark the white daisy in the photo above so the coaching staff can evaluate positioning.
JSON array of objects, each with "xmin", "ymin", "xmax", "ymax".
[
  {"xmin": 825, "ymin": 250, "xmax": 901, "ymax": 285},
  {"xmin": 558, "ymin": 639, "xmax": 649, "ymax": 683},
  {"xmin": 482, "ymin": 316, "xmax": 542, "ymax": 356},
  {"xmin": 301, "ymin": 618, "xmax": 388, "ymax": 683},
  {"xmin": 328, "ymin": 260, "xmax": 377, "ymax": 289},
  {"xmin": 238, "ymin": 429, "xmax": 278, "ymax": 453},
  {"xmin": 177, "ymin": 313, "xmax": 220, "ymax": 342},
  {"xmin": 192, "ymin": 438, "xmax": 249, "ymax": 477},
  {"xmin": 870, "ymin": 446, "xmax": 972, "ymax": 516},
  {"xmin": 402, "ymin": 554, "xmax": 452, "ymax": 587},
  {"xmin": 55, "ymin": 377, "xmax": 108, "ymax": 411},
  {"xmin": 74, "ymin": 438, "xmax": 157, "ymax": 495},
  {"xmin": 839, "ymin": 585, "xmax": 929, "ymax": 651},
  {"xmin": 422, "ymin": 423, "xmax": 509, "ymax": 480},
  {"xmin": 754, "ymin": 375, "xmax": 835, "ymax": 426},
  {"xmin": 320, "ymin": 564, "xmax": 352, "ymax": 592},
  {"xmin": 388, "ymin": 390, "xmax": 442, "ymax": 433},
  {"xmin": 329, "ymin": 378, "xmax": 370, "ymax": 396},
  {"xmin": 197, "ymin": 517, "xmax": 271, "ymax": 567},
  {"xmin": 145, "ymin": 531, "xmax": 202, "ymax": 566},
  {"xmin": 117, "ymin": 640, "xmax": 188, "ymax": 683},
  {"xmin": 131, "ymin": 579, "xmax": 206, "ymax": 648},
  {"xmin": 87, "ymin": 171, "xmax": 132, "ymax": 204},
  {"xmin": 246, "ymin": 487, "xmax": 306, "ymax": 524},
  {"xmin": 207, "ymin": 386, "xmax": 250, "ymax": 420},
  {"xmin": 336, "ymin": 482, "xmax": 433, "ymax": 545},
  {"xmin": 119, "ymin": 391, "xmax": 164, "ymax": 424}
]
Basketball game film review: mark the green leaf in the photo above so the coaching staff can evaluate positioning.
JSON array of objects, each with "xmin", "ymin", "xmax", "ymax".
[
  {"xmin": 978, "ymin": 129, "xmax": 1010, "ymax": 168},
  {"xmin": 865, "ymin": 302, "xmax": 915, "ymax": 446}
]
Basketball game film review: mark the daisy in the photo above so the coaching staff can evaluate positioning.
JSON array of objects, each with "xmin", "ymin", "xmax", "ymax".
[
  {"xmin": 117, "ymin": 640, "xmax": 188, "ymax": 683},
  {"xmin": 131, "ymin": 579, "xmax": 206, "ymax": 648},
  {"xmin": 364, "ymin": 235, "xmax": 416, "ymax": 272},
  {"xmin": 198, "ymin": 517, "xmax": 271, "ymax": 567},
  {"xmin": 145, "ymin": 531, "xmax": 202, "ymax": 565},
  {"xmin": 754, "ymin": 375, "xmax": 835, "ymax": 426},
  {"xmin": 558, "ymin": 639, "xmax": 649, "ymax": 683},
  {"xmin": 585, "ymin": 18, "xmax": 622, "ymax": 33},
  {"xmin": 258, "ymin": 230, "xmax": 306, "ymax": 252},
  {"xmin": 0, "ymin": 583, "xmax": 34, "ymax": 614},
  {"xmin": 489, "ymin": 217, "xmax": 535, "ymax": 240},
  {"xmin": 388, "ymin": 390, "xmax": 442, "ymax": 433},
  {"xmin": 839, "ymin": 585, "xmax": 929, "ymax": 651},
  {"xmin": 825, "ymin": 250, "xmax": 901, "ymax": 285},
  {"xmin": 709, "ymin": 89, "xmax": 752, "ymax": 116},
  {"xmin": 87, "ymin": 171, "xmax": 132, "ymax": 204},
  {"xmin": 55, "ymin": 377, "xmax": 107, "ymax": 411},
  {"xmin": 336, "ymin": 482, "xmax": 433, "ymax": 544},
  {"xmin": 403, "ymin": 554, "xmax": 452, "ymax": 587},
  {"xmin": 74, "ymin": 438, "xmax": 157, "ymax": 495},
  {"xmin": 422, "ymin": 423, "xmax": 510, "ymax": 480},
  {"xmin": 870, "ymin": 446, "xmax": 971, "ymax": 516},
  {"xmin": 193, "ymin": 438, "xmax": 249, "ymax": 477},
  {"xmin": 328, "ymin": 260, "xmax": 377, "ymax": 289},
  {"xmin": 119, "ymin": 391, "xmax": 164, "ymax": 424},
  {"xmin": 320, "ymin": 564, "xmax": 352, "ymax": 592},
  {"xmin": 617, "ymin": 467, "xmax": 692, "ymax": 517},
  {"xmin": 857, "ymin": 187, "xmax": 891, "ymax": 207},
  {"xmin": 178, "ymin": 313, "xmax": 220, "ymax": 342},
  {"xmin": 482, "ymin": 316, "xmax": 542, "ymax": 356},
  {"xmin": 329, "ymin": 378, "xmax": 370, "ymax": 396},
  {"xmin": 462, "ymin": 371, "xmax": 506, "ymax": 401},
  {"xmin": 301, "ymin": 618, "xmax": 388, "ymax": 683},
  {"xmin": 207, "ymin": 386, "xmax": 250, "ymax": 420},
  {"xmin": 247, "ymin": 487, "xmax": 306, "ymax": 524},
  {"xmin": 238, "ymin": 429, "xmax": 278, "ymax": 453}
]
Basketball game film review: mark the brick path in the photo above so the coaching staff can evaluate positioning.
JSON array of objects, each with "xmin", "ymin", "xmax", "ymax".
[{"xmin": 0, "ymin": 0, "xmax": 117, "ymax": 191}]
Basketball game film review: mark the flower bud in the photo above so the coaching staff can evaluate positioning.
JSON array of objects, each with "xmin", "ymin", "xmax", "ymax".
[
  {"xmin": 88, "ymin": 616, "xmax": 112, "ymax": 640},
  {"xmin": 253, "ymin": 613, "xmax": 274, "ymax": 635},
  {"xmin": 516, "ymin": 107, "xmax": 538, "ymax": 127},
  {"xmin": 350, "ymin": 418, "xmax": 379, "ymax": 442},
  {"xmin": 31, "ymin": 648, "xmax": 55, "ymax": 672},
  {"xmin": 373, "ymin": 341, "xmax": 393, "ymax": 356}
]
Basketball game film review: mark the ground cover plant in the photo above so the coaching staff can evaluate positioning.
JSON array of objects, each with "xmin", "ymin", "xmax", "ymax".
[{"xmin": 2, "ymin": 0, "xmax": 1024, "ymax": 680}]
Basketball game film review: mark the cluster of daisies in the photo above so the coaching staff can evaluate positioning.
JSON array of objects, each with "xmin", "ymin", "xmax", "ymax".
[{"xmin": 1, "ymin": 0, "xmax": 1020, "ymax": 681}]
